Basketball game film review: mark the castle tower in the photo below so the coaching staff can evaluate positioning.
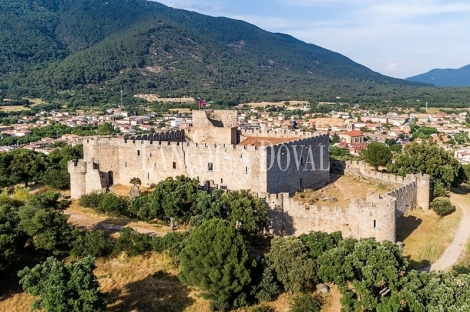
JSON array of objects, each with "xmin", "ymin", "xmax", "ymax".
[
  {"xmin": 416, "ymin": 173, "xmax": 430, "ymax": 209},
  {"xmin": 68, "ymin": 159, "xmax": 87, "ymax": 199}
]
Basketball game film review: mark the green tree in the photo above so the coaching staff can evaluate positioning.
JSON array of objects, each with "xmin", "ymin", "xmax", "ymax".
[
  {"xmin": 390, "ymin": 141, "xmax": 463, "ymax": 196},
  {"xmin": 71, "ymin": 230, "xmax": 113, "ymax": 258},
  {"xmin": 148, "ymin": 175, "xmax": 200, "ymax": 222},
  {"xmin": 190, "ymin": 189, "xmax": 226, "ymax": 226},
  {"xmin": 97, "ymin": 193, "xmax": 128, "ymax": 215},
  {"xmin": 222, "ymin": 190, "xmax": 268, "ymax": 235},
  {"xmin": 0, "ymin": 199, "xmax": 27, "ymax": 269},
  {"xmin": 179, "ymin": 219, "xmax": 252, "ymax": 309},
  {"xmin": 317, "ymin": 238, "xmax": 412, "ymax": 311},
  {"xmin": 249, "ymin": 258, "xmax": 280, "ymax": 303},
  {"xmin": 129, "ymin": 177, "xmax": 141, "ymax": 186},
  {"xmin": 361, "ymin": 142, "xmax": 392, "ymax": 170},
  {"xmin": 97, "ymin": 122, "xmax": 118, "ymax": 135},
  {"xmin": 18, "ymin": 192, "xmax": 75, "ymax": 252},
  {"xmin": 265, "ymin": 236, "xmax": 315, "ymax": 294},
  {"xmin": 430, "ymin": 197, "xmax": 455, "ymax": 217},
  {"xmin": 0, "ymin": 149, "xmax": 48, "ymax": 186},
  {"xmin": 299, "ymin": 231, "xmax": 342, "ymax": 258},
  {"xmin": 18, "ymin": 256, "xmax": 107, "ymax": 312},
  {"xmin": 112, "ymin": 227, "xmax": 151, "ymax": 257},
  {"xmin": 42, "ymin": 169, "xmax": 71, "ymax": 190}
]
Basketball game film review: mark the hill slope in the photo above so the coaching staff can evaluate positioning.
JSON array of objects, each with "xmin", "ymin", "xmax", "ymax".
[
  {"xmin": 0, "ymin": 0, "xmax": 428, "ymax": 104},
  {"xmin": 406, "ymin": 65, "xmax": 470, "ymax": 87}
]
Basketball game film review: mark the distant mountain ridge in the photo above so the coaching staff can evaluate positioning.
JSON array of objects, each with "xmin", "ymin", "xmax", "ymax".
[
  {"xmin": 406, "ymin": 65, "xmax": 470, "ymax": 87},
  {"xmin": 0, "ymin": 0, "xmax": 428, "ymax": 104}
]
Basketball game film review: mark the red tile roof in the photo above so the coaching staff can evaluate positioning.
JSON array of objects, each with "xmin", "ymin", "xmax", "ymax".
[{"xmin": 342, "ymin": 130, "xmax": 363, "ymax": 137}]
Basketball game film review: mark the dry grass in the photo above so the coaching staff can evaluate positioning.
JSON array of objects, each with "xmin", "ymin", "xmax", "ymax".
[
  {"xmin": 66, "ymin": 199, "xmax": 178, "ymax": 236},
  {"xmin": 0, "ymin": 105, "xmax": 30, "ymax": 112},
  {"xmin": 396, "ymin": 204, "xmax": 462, "ymax": 269},
  {"xmin": 425, "ymin": 107, "xmax": 469, "ymax": 113},
  {"xmin": 294, "ymin": 175, "xmax": 389, "ymax": 208},
  {"xmin": 320, "ymin": 284, "xmax": 342, "ymax": 312},
  {"xmin": 0, "ymin": 253, "xmax": 210, "ymax": 312}
]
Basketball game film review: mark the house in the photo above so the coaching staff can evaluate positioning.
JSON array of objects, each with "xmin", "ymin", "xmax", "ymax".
[{"xmin": 339, "ymin": 130, "xmax": 365, "ymax": 144}]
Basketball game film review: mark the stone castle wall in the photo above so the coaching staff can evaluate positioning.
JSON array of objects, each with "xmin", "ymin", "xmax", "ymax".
[
  {"xmin": 69, "ymin": 110, "xmax": 430, "ymax": 243},
  {"xmin": 259, "ymin": 160, "xmax": 431, "ymax": 242},
  {"xmin": 186, "ymin": 110, "xmax": 238, "ymax": 144},
  {"xmin": 332, "ymin": 160, "xmax": 430, "ymax": 211},
  {"xmin": 266, "ymin": 135, "xmax": 330, "ymax": 193},
  {"xmin": 261, "ymin": 192, "xmax": 396, "ymax": 242},
  {"xmin": 240, "ymin": 129, "xmax": 325, "ymax": 140},
  {"xmin": 70, "ymin": 132, "xmax": 330, "ymax": 198}
]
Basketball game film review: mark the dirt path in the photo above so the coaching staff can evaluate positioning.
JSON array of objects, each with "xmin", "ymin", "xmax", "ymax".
[
  {"xmin": 65, "ymin": 207, "xmax": 169, "ymax": 236},
  {"xmin": 428, "ymin": 192, "xmax": 470, "ymax": 271}
]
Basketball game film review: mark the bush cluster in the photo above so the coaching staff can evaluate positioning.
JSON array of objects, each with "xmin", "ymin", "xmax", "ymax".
[
  {"xmin": 431, "ymin": 197, "xmax": 455, "ymax": 217},
  {"xmin": 78, "ymin": 176, "xmax": 268, "ymax": 235}
]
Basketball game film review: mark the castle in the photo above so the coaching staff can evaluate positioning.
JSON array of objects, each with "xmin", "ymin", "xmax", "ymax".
[{"xmin": 69, "ymin": 110, "xmax": 430, "ymax": 242}]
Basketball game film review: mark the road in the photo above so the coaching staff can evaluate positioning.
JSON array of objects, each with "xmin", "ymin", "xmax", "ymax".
[{"xmin": 427, "ymin": 191, "xmax": 470, "ymax": 271}]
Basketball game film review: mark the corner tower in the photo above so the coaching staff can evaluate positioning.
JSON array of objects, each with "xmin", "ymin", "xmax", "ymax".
[{"xmin": 68, "ymin": 159, "xmax": 87, "ymax": 199}]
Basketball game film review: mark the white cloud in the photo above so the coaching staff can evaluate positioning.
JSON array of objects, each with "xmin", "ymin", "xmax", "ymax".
[{"xmin": 386, "ymin": 63, "xmax": 399, "ymax": 72}]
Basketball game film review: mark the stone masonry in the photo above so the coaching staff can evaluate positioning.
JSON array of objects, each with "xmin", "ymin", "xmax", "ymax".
[{"xmin": 68, "ymin": 111, "xmax": 431, "ymax": 242}]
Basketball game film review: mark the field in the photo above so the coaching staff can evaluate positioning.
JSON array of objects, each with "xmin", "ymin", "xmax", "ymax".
[
  {"xmin": 425, "ymin": 107, "xmax": 470, "ymax": 113},
  {"xmin": 396, "ymin": 194, "xmax": 462, "ymax": 269},
  {"xmin": 0, "ymin": 105, "xmax": 30, "ymax": 112},
  {"xmin": 0, "ymin": 98, "xmax": 42, "ymax": 112}
]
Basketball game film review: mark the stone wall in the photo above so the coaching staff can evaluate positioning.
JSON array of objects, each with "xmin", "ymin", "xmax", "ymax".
[
  {"xmin": 186, "ymin": 110, "xmax": 238, "ymax": 144},
  {"xmin": 331, "ymin": 160, "xmax": 430, "ymax": 212},
  {"xmin": 240, "ymin": 129, "xmax": 325, "ymax": 140},
  {"xmin": 266, "ymin": 134, "xmax": 330, "ymax": 193},
  {"xmin": 261, "ymin": 192, "xmax": 396, "ymax": 242},
  {"xmin": 69, "ymin": 132, "xmax": 331, "ymax": 199}
]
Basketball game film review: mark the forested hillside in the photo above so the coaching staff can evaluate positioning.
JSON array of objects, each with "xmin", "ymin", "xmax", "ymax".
[
  {"xmin": 0, "ymin": 0, "xmax": 469, "ymax": 107},
  {"xmin": 407, "ymin": 64, "xmax": 470, "ymax": 87}
]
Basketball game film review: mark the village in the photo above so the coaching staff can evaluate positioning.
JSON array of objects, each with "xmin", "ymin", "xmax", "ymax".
[{"xmin": 1, "ymin": 101, "xmax": 470, "ymax": 165}]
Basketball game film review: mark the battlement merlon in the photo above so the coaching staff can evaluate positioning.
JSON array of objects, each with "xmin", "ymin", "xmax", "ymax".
[{"xmin": 67, "ymin": 159, "xmax": 87, "ymax": 173}]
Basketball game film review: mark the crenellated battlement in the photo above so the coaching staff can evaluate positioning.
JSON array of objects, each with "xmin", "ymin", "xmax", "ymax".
[
  {"xmin": 261, "ymin": 187, "xmax": 396, "ymax": 241},
  {"xmin": 240, "ymin": 128, "xmax": 325, "ymax": 138}
]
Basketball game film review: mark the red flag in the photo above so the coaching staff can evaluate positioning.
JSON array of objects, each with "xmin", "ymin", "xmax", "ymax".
[{"xmin": 199, "ymin": 100, "xmax": 205, "ymax": 107}]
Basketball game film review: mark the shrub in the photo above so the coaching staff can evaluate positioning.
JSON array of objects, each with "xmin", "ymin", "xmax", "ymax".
[
  {"xmin": 290, "ymin": 293, "xmax": 322, "ymax": 312},
  {"xmin": 71, "ymin": 230, "xmax": 113, "ymax": 258},
  {"xmin": 113, "ymin": 227, "xmax": 152, "ymax": 257},
  {"xmin": 128, "ymin": 194, "xmax": 153, "ymax": 220},
  {"xmin": 79, "ymin": 192, "xmax": 105, "ymax": 209},
  {"xmin": 151, "ymin": 231, "xmax": 188, "ymax": 253},
  {"xmin": 452, "ymin": 264, "xmax": 470, "ymax": 275},
  {"xmin": 431, "ymin": 197, "xmax": 455, "ymax": 217},
  {"xmin": 250, "ymin": 259, "xmax": 280, "ymax": 303},
  {"xmin": 98, "ymin": 193, "xmax": 128, "ymax": 215}
]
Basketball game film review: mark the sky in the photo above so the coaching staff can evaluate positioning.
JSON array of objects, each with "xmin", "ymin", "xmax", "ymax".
[{"xmin": 152, "ymin": 0, "xmax": 470, "ymax": 79}]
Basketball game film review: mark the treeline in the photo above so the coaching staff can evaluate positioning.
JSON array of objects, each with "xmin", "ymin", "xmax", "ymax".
[
  {"xmin": 0, "ymin": 144, "xmax": 83, "ymax": 189},
  {"xmin": 79, "ymin": 175, "xmax": 267, "ymax": 235}
]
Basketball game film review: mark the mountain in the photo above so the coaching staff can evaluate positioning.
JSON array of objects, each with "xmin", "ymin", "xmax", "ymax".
[
  {"xmin": 406, "ymin": 65, "xmax": 470, "ymax": 87},
  {"xmin": 0, "ymin": 0, "xmax": 430, "ymax": 105}
]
